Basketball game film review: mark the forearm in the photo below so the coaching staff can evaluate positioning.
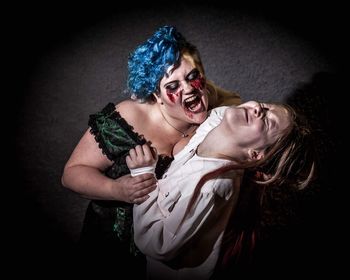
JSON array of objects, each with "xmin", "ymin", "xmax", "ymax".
[{"xmin": 61, "ymin": 165, "xmax": 120, "ymax": 200}]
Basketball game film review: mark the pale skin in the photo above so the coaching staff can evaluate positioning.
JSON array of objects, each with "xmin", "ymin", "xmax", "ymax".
[
  {"xmin": 61, "ymin": 55, "xmax": 209, "ymax": 204},
  {"xmin": 127, "ymin": 101, "xmax": 291, "ymax": 174},
  {"xmin": 198, "ymin": 101, "xmax": 291, "ymax": 162}
]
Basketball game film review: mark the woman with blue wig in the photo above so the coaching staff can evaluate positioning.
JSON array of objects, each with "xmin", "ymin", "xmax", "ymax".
[{"xmin": 61, "ymin": 25, "xmax": 241, "ymax": 275}]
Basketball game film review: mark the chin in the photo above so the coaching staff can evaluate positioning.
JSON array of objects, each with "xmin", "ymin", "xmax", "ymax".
[{"xmin": 191, "ymin": 111, "xmax": 208, "ymax": 124}]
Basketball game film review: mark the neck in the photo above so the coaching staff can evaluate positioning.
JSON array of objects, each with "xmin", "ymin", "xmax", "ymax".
[
  {"xmin": 197, "ymin": 126, "xmax": 240, "ymax": 162},
  {"xmin": 159, "ymin": 108, "xmax": 194, "ymax": 138}
]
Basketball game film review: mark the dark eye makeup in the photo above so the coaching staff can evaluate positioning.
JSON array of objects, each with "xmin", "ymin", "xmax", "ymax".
[
  {"xmin": 186, "ymin": 69, "xmax": 200, "ymax": 81},
  {"xmin": 164, "ymin": 69, "xmax": 200, "ymax": 93}
]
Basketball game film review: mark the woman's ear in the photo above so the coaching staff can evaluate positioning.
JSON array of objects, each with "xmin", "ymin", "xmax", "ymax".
[
  {"xmin": 153, "ymin": 93, "xmax": 163, "ymax": 105},
  {"xmin": 248, "ymin": 149, "xmax": 265, "ymax": 161}
]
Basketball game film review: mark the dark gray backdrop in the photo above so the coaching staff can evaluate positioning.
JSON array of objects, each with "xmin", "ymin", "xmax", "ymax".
[{"xmin": 12, "ymin": 2, "xmax": 343, "ymax": 274}]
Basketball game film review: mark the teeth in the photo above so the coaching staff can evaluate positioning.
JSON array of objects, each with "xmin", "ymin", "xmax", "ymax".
[
  {"xmin": 183, "ymin": 94, "xmax": 202, "ymax": 112},
  {"xmin": 184, "ymin": 95, "xmax": 197, "ymax": 104}
]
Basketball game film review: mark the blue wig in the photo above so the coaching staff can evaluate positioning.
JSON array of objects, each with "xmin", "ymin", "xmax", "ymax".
[{"xmin": 127, "ymin": 25, "xmax": 196, "ymax": 101}]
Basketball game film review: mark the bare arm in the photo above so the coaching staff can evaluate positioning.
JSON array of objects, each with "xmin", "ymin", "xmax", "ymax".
[{"xmin": 61, "ymin": 129, "xmax": 157, "ymax": 203}]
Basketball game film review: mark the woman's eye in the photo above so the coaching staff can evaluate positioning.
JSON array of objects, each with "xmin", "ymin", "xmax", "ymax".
[
  {"xmin": 187, "ymin": 69, "xmax": 200, "ymax": 81},
  {"xmin": 166, "ymin": 83, "xmax": 179, "ymax": 92},
  {"xmin": 263, "ymin": 109, "xmax": 269, "ymax": 128}
]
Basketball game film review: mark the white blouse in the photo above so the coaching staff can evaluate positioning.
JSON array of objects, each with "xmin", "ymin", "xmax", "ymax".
[{"xmin": 133, "ymin": 106, "xmax": 241, "ymax": 280}]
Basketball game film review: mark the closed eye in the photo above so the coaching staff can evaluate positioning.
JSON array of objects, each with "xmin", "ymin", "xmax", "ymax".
[
  {"xmin": 262, "ymin": 108, "xmax": 269, "ymax": 129},
  {"xmin": 165, "ymin": 82, "xmax": 180, "ymax": 93},
  {"xmin": 164, "ymin": 69, "xmax": 200, "ymax": 93},
  {"xmin": 186, "ymin": 69, "xmax": 200, "ymax": 82}
]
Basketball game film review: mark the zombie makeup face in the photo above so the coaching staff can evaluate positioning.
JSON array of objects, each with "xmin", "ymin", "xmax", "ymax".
[
  {"xmin": 164, "ymin": 69, "xmax": 205, "ymax": 103},
  {"xmin": 158, "ymin": 56, "xmax": 208, "ymax": 124}
]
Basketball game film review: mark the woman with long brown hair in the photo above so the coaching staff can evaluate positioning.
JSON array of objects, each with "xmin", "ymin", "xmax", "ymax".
[{"xmin": 129, "ymin": 101, "xmax": 315, "ymax": 279}]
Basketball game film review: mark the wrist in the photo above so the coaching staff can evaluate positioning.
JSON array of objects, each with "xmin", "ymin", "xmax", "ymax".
[
  {"xmin": 106, "ymin": 177, "xmax": 121, "ymax": 200},
  {"xmin": 129, "ymin": 165, "xmax": 156, "ymax": 177}
]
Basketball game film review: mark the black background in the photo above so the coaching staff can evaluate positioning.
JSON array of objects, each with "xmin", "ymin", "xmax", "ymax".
[{"xmin": 9, "ymin": 1, "xmax": 345, "ymax": 276}]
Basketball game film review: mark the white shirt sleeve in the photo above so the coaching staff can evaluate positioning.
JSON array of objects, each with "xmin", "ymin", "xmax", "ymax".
[{"xmin": 133, "ymin": 175, "xmax": 237, "ymax": 261}]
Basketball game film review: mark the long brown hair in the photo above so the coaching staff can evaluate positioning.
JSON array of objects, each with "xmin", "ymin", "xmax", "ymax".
[{"xmin": 178, "ymin": 104, "xmax": 316, "ymax": 267}]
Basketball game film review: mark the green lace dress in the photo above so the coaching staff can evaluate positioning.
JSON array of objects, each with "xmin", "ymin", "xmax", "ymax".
[{"xmin": 79, "ymin": 103, "xmax": 173, "ymax": 271}]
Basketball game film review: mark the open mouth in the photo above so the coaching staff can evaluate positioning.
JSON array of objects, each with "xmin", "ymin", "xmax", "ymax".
[{"xmin": 183, "ymin": 94, "xmax": 204, "ymax": 113}]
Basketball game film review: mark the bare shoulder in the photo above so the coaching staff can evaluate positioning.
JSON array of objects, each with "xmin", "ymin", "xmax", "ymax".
[
  {"xmin": 115, "ymin": 99, "xmax": 150, "ymax": 124},
  {"xmin": 116, "ymin": 99, "xmax": 138, "ymax": 111}
]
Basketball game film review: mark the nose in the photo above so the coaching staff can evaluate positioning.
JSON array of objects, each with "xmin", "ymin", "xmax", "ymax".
[
  {"xmin": 181, "ymin": 80, "xmax": 194, "ymax": 95},
  {"xmin": 252, "ymin": 102, "xmax": 264, "ymax": 118}
]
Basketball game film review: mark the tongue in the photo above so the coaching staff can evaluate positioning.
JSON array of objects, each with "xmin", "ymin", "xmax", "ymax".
[
  {"xmin": 185, "ymin": 102, "xmax": 204, "ymax": 118},
  {"xmin": 185, "ymin": 96, "xmax": 202, "ymax": 112},
  {"xmin": 189, "ymin": 101, "xmax": 203, "ymax": 113}
]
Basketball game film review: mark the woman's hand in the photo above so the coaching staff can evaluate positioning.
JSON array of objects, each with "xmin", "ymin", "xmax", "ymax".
[
  {"xmin": 117, "ymin": 144, "xmax": 158, "ymax": 204},
  {"xmin": 113, "ymin": 173, "xmax": 157, "ymax": 204},
  {"xmin": 126, "ymin": 144, "xmax": 158, "ymax": 170}
]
